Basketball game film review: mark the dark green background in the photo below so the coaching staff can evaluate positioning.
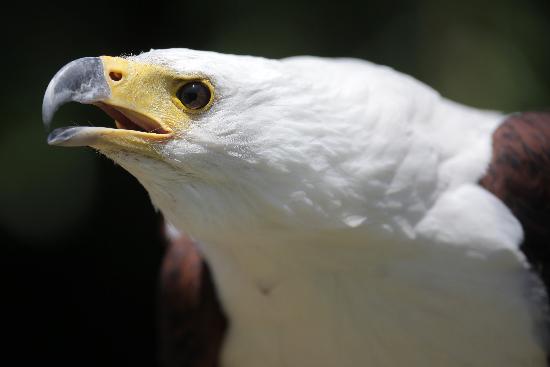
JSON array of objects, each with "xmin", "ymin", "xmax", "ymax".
[{"xmin": 1, "ymin": 0, "xmax": 549, "ymax": 365}]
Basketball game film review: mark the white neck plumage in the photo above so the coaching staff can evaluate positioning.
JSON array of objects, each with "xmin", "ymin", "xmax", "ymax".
[{"xmin": 110, "ymin": 92, "xmax": 546, "ymax": 367}]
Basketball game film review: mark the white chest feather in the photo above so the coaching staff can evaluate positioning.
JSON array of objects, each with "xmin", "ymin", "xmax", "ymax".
[
  {"xmin": 134, "ymin": 172, "xmax": 546, "ymax": 367},
  {"xmin": 157, "ymin": 222, "xmax": 542, "ymax": 367}
]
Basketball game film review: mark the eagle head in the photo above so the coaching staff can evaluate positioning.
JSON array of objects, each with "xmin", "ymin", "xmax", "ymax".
[
  {"xmin": 42, "ymin": 48, "xmax": 500, "ymax": 247},
  {"xmin": 43, "ymin": 49, "xmax": 437, "ymax": 241}
]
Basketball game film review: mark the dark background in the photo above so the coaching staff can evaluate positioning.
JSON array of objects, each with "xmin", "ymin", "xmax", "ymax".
[{"xmin": 1, "ymin": 0, "xmax": 549, "ymax": 365}]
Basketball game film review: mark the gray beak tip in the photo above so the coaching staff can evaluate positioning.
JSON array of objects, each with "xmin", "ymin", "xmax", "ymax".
[
  {"xmin": 41, "ymin": 84, "xmax": 59, "ymax": 128},
  {"xmin": 47, "ymin": 126, "xmax": 95, "ymax": 147},
  {"xmin": 47, "ymin": 127, "xmax": 74, "ymax": 145},
  {"xmin": 41, "ymin": 57, "xmax": 111, "ymax": 130}
]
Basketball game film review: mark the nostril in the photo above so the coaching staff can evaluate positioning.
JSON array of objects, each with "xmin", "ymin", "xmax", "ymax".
[{"xmin": 109, "ymin": 71, "xmax": 123, "ymax": 81}]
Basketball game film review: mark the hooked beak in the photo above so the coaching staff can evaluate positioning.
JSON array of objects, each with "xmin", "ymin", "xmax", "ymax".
[
  {"xmin": 42, "ymin": 56, "xmax": 178, "ymax": 153},
  {"xmin": 42, "ymin": 57, "xmax": 110, "ymax": 127}
]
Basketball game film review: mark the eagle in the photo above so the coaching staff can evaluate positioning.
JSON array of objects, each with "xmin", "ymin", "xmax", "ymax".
[{"xmin": 42, "ymin": 49, "xmax": 550, "ymax": 367}]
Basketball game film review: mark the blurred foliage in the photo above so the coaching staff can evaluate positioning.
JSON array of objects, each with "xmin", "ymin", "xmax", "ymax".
[{"xmin": 0, "ymin": 0, "xmax": 548, "ymax": 365}]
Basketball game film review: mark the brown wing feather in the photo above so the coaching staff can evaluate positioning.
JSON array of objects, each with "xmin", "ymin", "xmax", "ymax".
[
  {"xmin": 158, "ymin": 224, "xmax": 227, "ymax": 367},
  {"xmin": 480, "ymin": 112, "xmax": 550, "ymax": 364},
  {"xmin": 480, "ymin": 112, "xmax": 550, "ymax": 289}
]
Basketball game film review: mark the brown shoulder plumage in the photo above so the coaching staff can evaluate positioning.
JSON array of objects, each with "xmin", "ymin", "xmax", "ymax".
[
  {"xmin": 480, "ymin": 112, "xmax": 550, "ymax": 290},
  {"xmin": 158, "ymin": 226, "xmax": 227, "ymax": 367}
]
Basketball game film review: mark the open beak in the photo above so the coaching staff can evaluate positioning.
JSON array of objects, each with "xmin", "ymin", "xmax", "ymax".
[{"xmin": 42, "ymin": 56, "xmax": 176, "ymax": 152}]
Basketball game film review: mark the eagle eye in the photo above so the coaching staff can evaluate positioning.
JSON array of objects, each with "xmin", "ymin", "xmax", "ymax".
[{"xmin": 176, "ymin": 81, "xmax": 211, "ymax": 110}]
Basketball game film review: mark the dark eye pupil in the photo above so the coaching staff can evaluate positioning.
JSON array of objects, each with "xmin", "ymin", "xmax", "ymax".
[{"xmin": 177, "ymin": 82, "xmax": 211, "ymax": 110}]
